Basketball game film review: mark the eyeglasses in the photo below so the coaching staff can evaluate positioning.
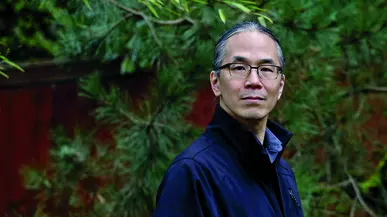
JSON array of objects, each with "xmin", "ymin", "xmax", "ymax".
[{"xmin": 215, "ymin": 63, "xmax": 282, "ymax": 80}]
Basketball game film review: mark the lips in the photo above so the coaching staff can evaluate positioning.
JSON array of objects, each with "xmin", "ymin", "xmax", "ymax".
[{"xmin": 241, "ymin": 96, "xmax": 265, "ymax": 100}]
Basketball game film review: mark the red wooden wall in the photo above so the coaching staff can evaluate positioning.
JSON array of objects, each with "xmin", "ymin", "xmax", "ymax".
[
  {"xmin": 0, "ymin": 86, "xmax": 52, "ymax": 216},
  {"xmin": 0, "ymin": 62, "xmax": 216, "ymax": 216}
]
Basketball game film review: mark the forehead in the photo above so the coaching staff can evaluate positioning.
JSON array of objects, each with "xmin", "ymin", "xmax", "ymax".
[{"xmin": 224, "ymin": 31, "xmax": 279, "ymax": 65}]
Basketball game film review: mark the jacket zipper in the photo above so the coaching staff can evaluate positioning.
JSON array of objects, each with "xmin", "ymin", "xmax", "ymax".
[{"xmin": 288, "ymin": 189, "xmax": 301, "ymax": 208}]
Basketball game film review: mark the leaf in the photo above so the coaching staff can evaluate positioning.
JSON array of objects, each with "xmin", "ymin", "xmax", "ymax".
[
  {"xmin": 121, "ymin": 55, "xmax": 136, "ymax": 74},
  {"xmin": 224, "ymin": 1, "xmax": 251, "ymax": 13},
  {"xmin": 150, "ymin": 0, "xmax": 164, "ymax": 7},
  {"xmin": 249, "ymin": 6, "xmax": 267, "ymax": 12},
  {"xmin": 254, "ymin": 13, "xmax": 273, "ymax": 24},
  {"xmin": 0, "ymin": 70, "xmax": 9, "ymax": 79},
  {"xmin": 239, "ymin": 0, "xmax": 258, "ymax": 5},
  {"xmin": 182, "ymin": 25, "xmax": 200, "ymax": 40},
  {"xmin": 191, "ymin": 0, "xmax": 207, "ymax": 4},
  {"xmin": 0, "ymin": 55, "xmax": 24, "ymax": 72},
  {"xmin": 181, "ymin": 0, "xmax": 189, "ymax": 12},
  {"xmin": 218, "ymin": 9, "xmax": 226, "ymax": 24},
  {"xmin": 258, "ymin": 16, "xmax": 266, "ymax": 27},
  {"xmin": 82, "ymin": 0, "xmax": 92, "ymax": 10},
  {"xmin": 146, "ymin": 2, "xmax": 160, "ymax": 18}
]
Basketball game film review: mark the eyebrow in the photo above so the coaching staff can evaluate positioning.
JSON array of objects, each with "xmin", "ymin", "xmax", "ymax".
[{"xmin": 231, "ymin": 56, "xmax": 276, "ymax": 65}]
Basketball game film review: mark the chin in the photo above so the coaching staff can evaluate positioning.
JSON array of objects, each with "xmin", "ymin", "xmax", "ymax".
[
  {"xmin": 238, "ymin": 109, "xmax": 268, "ymax": 121},
  {"xmin": 244, "ymin": 114, "xmax": 267, "ymax": 121}
]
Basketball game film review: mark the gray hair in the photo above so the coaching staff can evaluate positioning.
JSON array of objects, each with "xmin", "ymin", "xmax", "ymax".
[{"xmin": 213, "ymin": 21, "xmax": 285, "ymax": 76}]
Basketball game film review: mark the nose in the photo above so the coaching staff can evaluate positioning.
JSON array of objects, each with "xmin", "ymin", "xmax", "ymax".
[{"xmin": 245, "ymin": 68, "xmax": 263, "ymax": 88}]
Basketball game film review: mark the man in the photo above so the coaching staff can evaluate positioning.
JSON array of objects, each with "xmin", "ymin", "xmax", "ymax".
[{"xmin": 152, "ymin": 21, "xmax": 304, "ymax": 217}]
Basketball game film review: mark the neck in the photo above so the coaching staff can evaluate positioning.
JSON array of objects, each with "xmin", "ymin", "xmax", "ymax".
[
  {"xmin": 219, "ymin": 102, "xmax": 268, "ymax": 144},
  {"xmin": 244, "ymin": 116, "xmax": 267, "ymax": 144}
]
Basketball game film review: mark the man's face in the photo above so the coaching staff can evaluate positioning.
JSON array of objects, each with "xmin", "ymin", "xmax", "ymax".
[{"xmin": 210, "ymin": 31, "xmax": 285, "ymax": 124}]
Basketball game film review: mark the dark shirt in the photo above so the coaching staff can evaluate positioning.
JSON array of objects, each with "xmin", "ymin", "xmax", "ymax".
[{"xmin": 153, "ymin": 105, "xmax": 304, "ymax": 217}]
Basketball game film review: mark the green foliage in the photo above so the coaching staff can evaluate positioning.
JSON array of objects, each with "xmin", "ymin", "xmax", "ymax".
[
  {"xmin": 0, "ymin": 55, "xmax": 24, "ymax": 78},
  {"xmin": 361, "ymin": 153, "xmax": 387, "ymax": 192},
  {"xmin": 79, "ymin": 72, "xmax": 202, "ymax": 216},
  {"xmin": 14, "ymin": 0, "xmax": 387, "ymax": 216},
  {"xmin": 20, "ymin": 71, "xmax": 202, "ymax": 216},
  {"xmin": 21, "ymin": 127, "xmax": 111, "ymax": 216},
  {"xmin": 0, "ymin": 0, "xmax": 59, "ymax": 60}
]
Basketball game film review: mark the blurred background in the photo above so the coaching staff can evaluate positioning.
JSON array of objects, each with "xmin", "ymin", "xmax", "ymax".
[{"xmin": 0, "ymin": 0, "xmax": 386, "ymax": 216}]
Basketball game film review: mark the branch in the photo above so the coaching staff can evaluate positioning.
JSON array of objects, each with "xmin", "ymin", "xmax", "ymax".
[
  {"xmin": 326, "ymin": 156, "xmax": 332, "ymax": 183},
  {"xmin": 342, "ymin": 86, "xmax": 387, "ymax": 98},
  {"xmin": 309, "ymin": 204, "xmax": 348, "ymax": 216},
  {"xmin": 321, "ymin": 179, "xmax": 351, "ymax": 189},
  {"xmin": 105, "ymin": 0, "xmax": 162, "ymax": 47},
  {"xmin": 104, "ymin": 0, "xmax": 196, "ymax": 47},
  {"xmin": 151, "ymin": 17, "xmax": 195, "ymax": 25},
  {"xmin": 346, "ymin": 171, "xmax": 378, "ymax": 217},
  {"xmin": 98, "ymin": 98, "xmax": 176, "ymax": 133},
  {"xmin": 142, "ymin": 16, "xmax": 162, "ymax": 47},
  {"xmin": 350, "ymin": 200, "xmax": 357, "ymax": 217},
  {"xmin": 94, "ymin": 13, "xmax": 133, "ymax": 53},
  {"xmin": 144, "ymin": 100, "xmax": 168, "ymax": 163},
  {"xmin": 116, "ymin": 107, "xmax": 176, "ymax": 132},
  {"xmin": 146, "ymin": 101, "xmax": 169, "ymax": 132},
  {"xmin": 340, "ymin": 45, "xmax": 350, "ymax": 84},
  {"xmin": 105, "ymin": 0, "xmax": 195, "ymax": 25},
  {"xmin": 105, "ymin": 0, "xmax": 142, "ymax": 16},
  {"xmin": 103, "ymin": 13, "xmax": 133, "ymax": 39}
]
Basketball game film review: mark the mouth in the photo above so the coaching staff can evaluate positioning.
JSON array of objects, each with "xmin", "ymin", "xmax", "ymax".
[{"xmin": 241, "ymin": 96, "xmax": 265, "ymax": 100}]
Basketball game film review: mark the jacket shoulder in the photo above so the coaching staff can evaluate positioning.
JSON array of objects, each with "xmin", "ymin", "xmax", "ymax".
[
  {"xmin": 172, "ymin": 132, "xmax": 215, "ymax": 163},
  {"xmin": 277, "ymin": 158, "xmax": 296, "ymax": 177}
]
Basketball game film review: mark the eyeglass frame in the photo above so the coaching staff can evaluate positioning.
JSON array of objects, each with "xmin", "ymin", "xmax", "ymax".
[{"xmin": 214, "ymin": 63, "xmax": 283, "ymax": 80}]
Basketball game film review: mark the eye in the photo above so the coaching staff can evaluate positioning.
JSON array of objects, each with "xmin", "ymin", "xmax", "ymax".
[
  {"xmin": 230, "ymin": 64, "xmax": 247, "ymax": 71},
  {"xmin": 260, "ymin": 66, "xmax": 275, "ymax": 72}
]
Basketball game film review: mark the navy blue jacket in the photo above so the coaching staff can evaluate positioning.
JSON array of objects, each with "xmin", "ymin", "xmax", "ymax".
[{"xmin": 153, "ymin": 105, "xmax": 304, "ymax": 217}]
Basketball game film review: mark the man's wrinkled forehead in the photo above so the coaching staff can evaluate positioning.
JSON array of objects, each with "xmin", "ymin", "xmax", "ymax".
[
  {"xmin": 230, "ymin": 56, "xmax": 277, "ymax": 65},
  {"xmin": 222, "ymin": 31, "xmax": 280, "ymax": 64}
]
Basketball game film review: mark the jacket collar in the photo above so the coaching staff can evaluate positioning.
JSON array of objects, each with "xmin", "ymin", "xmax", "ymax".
[{"xmin": 207, "ymin": 104, "xmax": 293, "ymax": 167}]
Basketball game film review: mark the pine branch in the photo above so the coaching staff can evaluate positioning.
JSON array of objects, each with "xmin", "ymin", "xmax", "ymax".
[
  {"xmin": 145, "ymin": 101, "xmax": 168, "ymax": 132},
  {"xmin": 92, "ymin": 13, "xmax": 133, "ymax": 55},
  {"xmin": 341, "ymin": 86, "xmax": 387, "ymax": 98},
  {"xmin": 142, "ymin": 15, "xmax": 162, "ymax": 47},
  {"xmin": 94, "ymin": 93, "xmax": 178, "ymax": 133},
  {"xmin": 340, "ymin": 45, "xmax": 350, "ymax": 84},
  {"xmin": 104, "ymin": 0, "xmax": 195, "ymax": 25},
  {"xmin": 350, "ymin": 200, "xmax": 357, "ymax": 217},
  {"xmin": 104, "ymin": 0, "xmax": 162, "ymax": 47},
  {"xmin": 103, "ymin": 0, "xmax": 143, "ymax": 17},
  {"xmin": 346, "ymin": 171, "xmax": 379, "ymax": 217},
  {"xmin": 309, "ymin": 205, "xmax": 348, "ymax": 216},
  {"xmin": 104, "ymin": 0, "xmax": 196, "ymax": 48},
  {"xmin": 323, "ymin": 179, "xmax": 352, "ymax": 189},
  {"xmin": 100, "ymin": 13, "xmax": 133, "ymax": 42},
  {"xmin": 144, "ymin": 100, "xmax": 170, "ymax": 169}
]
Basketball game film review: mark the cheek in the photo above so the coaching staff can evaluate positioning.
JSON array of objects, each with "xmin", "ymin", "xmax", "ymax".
[
  {"xmin": 221, "ymin": 79, "xmax": 242, "ymax": 97},
  {"xmin": 265, "ymin": 83, "xmax": 281, "ymax": 98}
]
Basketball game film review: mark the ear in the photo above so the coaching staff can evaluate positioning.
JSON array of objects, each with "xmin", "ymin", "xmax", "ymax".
[
  {"xmin": 277, "ymin": 74, "xmax": 285, "ymax": 100},
  {"xmin": 210, "ymin": 71, "xmax": 221, "ymax": 97}
]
